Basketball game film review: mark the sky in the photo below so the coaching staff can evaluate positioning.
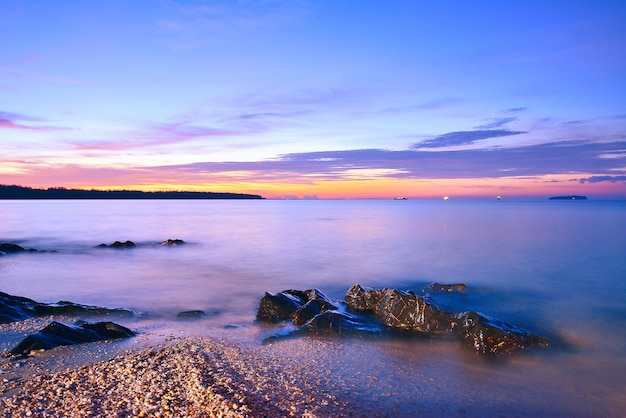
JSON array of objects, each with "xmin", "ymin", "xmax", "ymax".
[{"xmin": 1, "ymin": 0, "xmax": 625, "ymax": 199}]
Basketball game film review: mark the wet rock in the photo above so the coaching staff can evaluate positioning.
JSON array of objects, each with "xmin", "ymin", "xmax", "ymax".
[
  {"xmin": 9, "ymin": 321, "xmax": 136, "ymax": 357},
  {"xmin": 455, "ymin": 311, "xmax": 551, "ymax": 355},
  {"xmin": 303, "ymin": 310, "xmax": 382, "ymax": 335},
  {"xmin": 291, "ymin": 298, "xmax": 338, "ymax": 326},
  {"xmin": 177, "ymin": 310, "xmax": 206, "ymax": 319},
  {"xmin": 347, "ymin": 285, "xmax": 454, "ymax": 334},
  {"xmin": 256, "ymin": 291, "xmax": 305, "ymax": 322},
  {"xmin": 0, "ymin": 292, "xmax": 134, "ymax": 324},
  {"xmin": 425, "ymin": 283, "xmax": 468, "ymax": 293},
  {"xmin": 96, "ymin": 240, "xmax": 136, "ymax": 248},
  {"xmin": 345, "ymin": 284, "xmax": 550, "ymax": 355},
  {"xmin": 161, "ymin": 239, "xmax": 185, "ymax": 246},
  {"xmin": 0, "ymin": 243, "xmax": 26, "ymax": 253},
  {"xmin": 258, "ymin": 284, "xmax": 551, "ymax": 356}
]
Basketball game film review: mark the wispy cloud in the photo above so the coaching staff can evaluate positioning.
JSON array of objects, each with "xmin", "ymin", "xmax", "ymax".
[
  {"xmin": 579, "ymin": 175, "xmax": 626, "ymax": 183},
  {"xmin": 475, "ymin": 117, "xmax": 517, "ymax": 129},
  {"xmin": 140, "ymin": 139, "xmax": 626, "ymax": 183},
  {"xmin": 414, "ymin": 130, "xmax": 527, "ymax": 149},
  {"xmin": 0, "ymin": 111, "xmax": 68, "ymax": 131}
]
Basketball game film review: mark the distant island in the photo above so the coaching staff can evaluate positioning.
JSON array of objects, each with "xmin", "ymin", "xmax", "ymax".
[
  {"xmin": 548, "ymin": 195, "xmax": 588, "ymax": 200},
  {"xmin": 0, "ymin": 185, "xmax": 264, "ymax": 200}
]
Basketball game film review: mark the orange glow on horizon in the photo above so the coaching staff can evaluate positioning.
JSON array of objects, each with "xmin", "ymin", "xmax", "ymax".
[{"xmin": 15, "ymin": 172, "xmax": 623, "ymax": 200}]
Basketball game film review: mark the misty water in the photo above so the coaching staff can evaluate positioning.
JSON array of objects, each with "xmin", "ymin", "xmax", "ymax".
[{"xmin": 2, "ymin": 199, "xmax": 625, "ymax": 416}]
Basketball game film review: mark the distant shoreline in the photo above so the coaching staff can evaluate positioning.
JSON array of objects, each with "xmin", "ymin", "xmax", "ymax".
[{"xmin": 0, "ymin": 185, "xmax": 264, "ymax": 200}]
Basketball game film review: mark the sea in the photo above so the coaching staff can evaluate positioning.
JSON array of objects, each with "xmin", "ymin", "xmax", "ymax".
[{"xmin": 1, "ymin": 199, "xmax": 625, "ymax": 416}]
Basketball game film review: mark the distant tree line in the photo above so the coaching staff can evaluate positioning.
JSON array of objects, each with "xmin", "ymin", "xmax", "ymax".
[{"xmin": 0, "ymin": 185, "xmax": 264, "ymax": 200}]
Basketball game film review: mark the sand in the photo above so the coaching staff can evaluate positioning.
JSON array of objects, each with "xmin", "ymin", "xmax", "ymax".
[{"xmin": 0, "ymin": 335, "xmax": 373, "ymax": 417}]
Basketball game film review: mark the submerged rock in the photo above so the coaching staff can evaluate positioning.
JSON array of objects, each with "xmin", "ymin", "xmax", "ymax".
[
  {"xmin": 177, "ymin": 310, "xmax": 206, "ymax": 319},
  {"xmin": 0, "ymin": 243, "xmax": 26, "ymax": 253},
  {"xmin": 0, "ymin": 292, "xmax": 134, "ymax": 324},
  {"xmin": 425, "ymin": 283, "xmax": 468, "ymax": 293},
  {"xmin": 96, "ymin": 240, "xmax": 136, "ymax": 249},
  {"xmin": 258, "ymin": 284, "xmax": 551, "ymax": 356},
  {"xmin": 9, "ymin": 321, "xmax": 136, "ymax": 357}
]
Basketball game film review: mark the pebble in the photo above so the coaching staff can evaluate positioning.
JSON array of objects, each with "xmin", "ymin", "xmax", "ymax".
[{"xmin": 0, "ymin": 337, "xmax": 372, "ymax": 417}]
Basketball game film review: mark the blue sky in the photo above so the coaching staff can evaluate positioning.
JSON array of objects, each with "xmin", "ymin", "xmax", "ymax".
[{"xmin": 1, "ymin": 0, "xmax": 625, "ymax": 198}]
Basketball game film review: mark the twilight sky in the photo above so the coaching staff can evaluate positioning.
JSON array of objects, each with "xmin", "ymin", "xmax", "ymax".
[{"xmin": 1, "ymin": 0, "xmax": 625, "ymax": 199}]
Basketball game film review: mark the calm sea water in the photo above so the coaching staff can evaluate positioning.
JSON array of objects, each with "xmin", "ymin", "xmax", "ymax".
[{"xmin": 2, "ymin": 199, "xmax": 625, "ymax": 416}]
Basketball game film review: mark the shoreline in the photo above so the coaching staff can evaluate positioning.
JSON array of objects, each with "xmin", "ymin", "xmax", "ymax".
[
  {"xmin": 1, "ymin": 336, "xmax": 364, "ymax": 417},
  {"xmin": 2, "ymin": 315, "xmax": 626, "ymax": 417}
]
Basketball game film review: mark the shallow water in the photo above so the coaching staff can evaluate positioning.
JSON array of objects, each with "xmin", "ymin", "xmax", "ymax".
[{"xmin": 2, "ymin": 199, "xmax": 625, "ymax": 416}]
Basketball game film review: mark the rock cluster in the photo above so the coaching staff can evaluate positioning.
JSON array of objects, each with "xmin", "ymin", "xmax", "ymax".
[{"xmin": 258, "ymin": 284, "xmax": 551, "ymax": 355}]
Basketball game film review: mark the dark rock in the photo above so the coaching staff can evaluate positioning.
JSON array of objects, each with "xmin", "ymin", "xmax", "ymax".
[
  {"xmin": 303, "ymin": 310, "xmax": 382, "ymax": 336},
  {"xmin": 162, "ymin": 239, "xmax": 185, "ymax": 246},
  {"xmin": 256, "ymin": 291, "xmax": 305, "ymax": 322},
  {"xmin": 291, "ymin": 298, "xmax": 339, "ymax": 326},
  {"xmin": 97, "ymin": 240, "xmax": 136, "ymax": 249},
  {"xmin": 258, "ymin": 284, "xmax": 552, "ymax": 356},
  {"xmin": 346, "ymin": 285, "xmax": 455, "ymax": 335},
  {"xmin": 0, "ymin": 292, "xmax": 134, "ymax": 324},
  {"xmin": 455, "ymin": 311, "xmax": 551, "ymax": 355},
  {"xmin": 9, "ymin": 321, "xmax": 136, "ymax": 357},
  {"xmin": 0, "ymin": 243, "xmax": 26, "ymax": 253},
  {"xmin": 177, "ymin": 310, "xmax": 206, "ymax": 319},
  {"xmin": 425, "ymin": 283, "xmax": 468, "ymax": 293}
]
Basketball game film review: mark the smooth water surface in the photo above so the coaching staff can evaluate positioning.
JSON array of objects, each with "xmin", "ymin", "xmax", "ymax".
[{"xmin": 2, "ymin": 199, "xmax": 625, "ymax": 416}]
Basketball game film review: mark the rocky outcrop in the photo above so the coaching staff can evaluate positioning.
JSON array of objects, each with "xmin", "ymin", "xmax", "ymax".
[
  {"xmin": 96, "ymin": 240, "xmax": 136, "ymax": 249},
  {"xmin": 161, "ymin": 239, "xmax": 185, "ymax": 246},
  {"xmin": 1, "ymin": 292, "xmax": 135, "ymax": 324},
  {"xmin": 0, "ymin": 243, "xmax": 42, "ymax": 253},
  {"xmin": 257, "ymin": 284, "xmax": 551, "ymax": 356},
  {"xmin": 9, "ymin": 321, "xmax": 136, "ymax": 357}
]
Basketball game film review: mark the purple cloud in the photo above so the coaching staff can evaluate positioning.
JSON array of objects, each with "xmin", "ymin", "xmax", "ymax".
[
  {"xmin": 579, "ymin": 175, "xmax": 626, "ymax": 183},
  {"xmin": 414, "ymin": 130, "xmax": 527, "ymax": 149},
  {"xmin": 149, "ymin": 139, "xmax": 626, "ymax": 182}
]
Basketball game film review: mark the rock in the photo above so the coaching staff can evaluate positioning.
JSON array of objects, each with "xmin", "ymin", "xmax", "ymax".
[
  {"xmin": 177, "ymin": 310, "xmax": 206, "ymax": 319},
  {"xmin": 0, "ymin": 292, "xmax": 134, "ymax": 324},
  {"xmin": 96, "ymin": 240, "xmax": 136, "ymax": 248},
  {"xmin": 0, "ymin": 243, "xmax": 26, "ymax": 253},
  {"xmin": 425, "ymin": 283, "xmax": 468, "ymax": 293},
  {"xmin": 256, "ymin": 291, "xmax": 305, "ymax": 322},
  {"xmin": 346, "ymin": 285, "xmax": 455, "ymax": 335},
  {"xmin": 291, "ymin": 298, "xmax": 338, "ymax": 326},
  {"xmin": 9, "ymin": 321, "xmax": 136, "ymax": 357},
  {"xmin": 455, "ymin": 311, "xmax": 551, "ymax": 355},
  {"xmin": 345, "ymin": 284, "xmax": 550, "ymax": 355},
  {"xmin": 258, "ymin": 285, "xmax": 551, "ymax": 356},
  {"xmin": 303, "ymin": 310, "xmax": 382, "ymax": 335},
  {"xmin": 161, "ymin": 239, "xmax": 185, "ymax": 246}
]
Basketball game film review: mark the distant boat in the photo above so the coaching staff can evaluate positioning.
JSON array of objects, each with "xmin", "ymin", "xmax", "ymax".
[
  {"xmin": 497, "ymin": 195, "xmax": 501, "ymax": 200},
  {"xmin": 394, "ymin": 197, "xmax": 408, "ymax": 200},
  {"xmin": 443, "ymin": 196, "xmax": 449, "ymax": 201}
]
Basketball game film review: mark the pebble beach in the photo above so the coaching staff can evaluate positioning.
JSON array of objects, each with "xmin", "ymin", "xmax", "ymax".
[{"xmin": 0, "ymin": 329, "xmax": 366, "ymax": 417}]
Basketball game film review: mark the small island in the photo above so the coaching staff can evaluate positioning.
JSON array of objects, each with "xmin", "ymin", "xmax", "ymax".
[
  {"xmin": 0, "ymin": 185, "xmax": 264, "ymax": 200},
  {"xmin": 548, "ymin": 195, "xmax": 588, "ymax": 200}
]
